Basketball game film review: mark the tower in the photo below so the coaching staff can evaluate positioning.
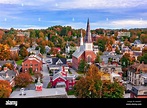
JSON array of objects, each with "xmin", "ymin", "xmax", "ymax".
[
  {"xmin": 80, "ymin": 29, "xmax": 83, "ymax": 46},
  {"xmin": 65, "ymin": 41, "xmax": 70, "ymax": 53},
  {"xmin": 84, "ymin": 18, "xmax": 93, "ymax": 51},
  {"xmin": 35, "ymin": 77, "xmax": 43, "ymax": 91}
]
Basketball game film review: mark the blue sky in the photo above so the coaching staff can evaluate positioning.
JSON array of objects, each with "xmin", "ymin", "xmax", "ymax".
[{"xmin": 0, "ymin": 0, "xmax": 147, "ymax": 30}]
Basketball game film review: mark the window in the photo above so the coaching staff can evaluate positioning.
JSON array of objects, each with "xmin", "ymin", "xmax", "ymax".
[
  {"xmin": 87, "ymin": 56, "xmax": 91, "ymax": 63},
  {"xmin": 35, "ymin": 68, "xmax": 38, "ymax": 71},
  {"xmin": 30, "ymin": 64, "xmax": 33, "ymax": 66},
  {"xmin": 35, "ymin": 64, "xmax": 38, "ymax": 66},
  {"xmin": 25, "ymin": 64, "xmax": 27, "ymax": 66}
]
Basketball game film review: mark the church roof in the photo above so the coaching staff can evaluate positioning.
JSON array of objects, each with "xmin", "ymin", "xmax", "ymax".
[{"xmin": 72, "ymin": 47, "xmax": 84, "ymax": 58}]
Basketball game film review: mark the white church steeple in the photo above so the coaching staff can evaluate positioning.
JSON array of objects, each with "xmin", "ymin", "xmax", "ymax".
[{"xmin": 80, "ymin": 29, "xmax": 83, "ymax": 46}]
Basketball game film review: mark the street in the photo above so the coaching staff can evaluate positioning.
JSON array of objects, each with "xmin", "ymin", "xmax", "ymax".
[{"xmin": 42, "ymin": 56, "xmax": 50, "ymax": 88}]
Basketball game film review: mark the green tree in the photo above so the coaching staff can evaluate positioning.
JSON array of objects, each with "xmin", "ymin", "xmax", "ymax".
[
  {"xmin": 140, "ymin": 53, "xmax": 147, "ymax": 64},
  {"xmin": 30, "ymin": 30, "xmax": 36, "ymax": 38},
  {"xmin": 78, "ymin": 59, "xmax": 88, "ymax": 73},
  {"xmin": 40, "ymin": 45, "xmax": 45, "ymax": 54},
  {"xmin": 102, "ymin": 80, "xmax": 124, "ymax": 98},
  {"xmin": 95, "ymin": 53, "xmax": 101, "ymax": 63},
  {"xmin": 120, "ymin": 54, "xmax": 130, "ymax": 68}
]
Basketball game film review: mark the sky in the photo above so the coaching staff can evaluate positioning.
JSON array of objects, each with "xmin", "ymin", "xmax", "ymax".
[{"xmin": 0, "ymin": 0, "xmax": 147, "ymax": 30}]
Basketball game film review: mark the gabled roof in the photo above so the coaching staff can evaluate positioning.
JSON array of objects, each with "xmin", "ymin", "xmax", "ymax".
[
  {"xmin": 52, "ymin": 58, "xmax": 66, "ymax": 65},
  {"xmin": 72, "ymin": 47, "xmax": 84, "ymax": 58},
  {"xmin": 0, "ymin": 70, "xmax": 17, "ymax": 81},
  {"xmin": 52, "ymin": 72, "xmax": 66, "ymax": 81},
  {"xmin": 23, "ymin": 54, "xmax": 42, "ymax": 63}
]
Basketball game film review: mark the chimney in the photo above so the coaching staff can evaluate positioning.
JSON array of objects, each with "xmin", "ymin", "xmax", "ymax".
[
  {"xmin": 19, "ymin": 88, "xmax": 26, "ymax": 96},
  {"xmin": 142, "ymin": 61, "xmax": 144, "ymax": 64}
]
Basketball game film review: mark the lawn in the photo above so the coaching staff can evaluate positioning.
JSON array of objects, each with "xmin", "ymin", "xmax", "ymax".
[
  {"xmin": 16, "ymin": 60, "xmax": 23, "ymax": 65},
  {"xmin": 77, "ymin": 71, "xmax": 84, "ymax": 74},
  {"xmin": 67, "ymin": 89, "xmax": 75, "ymax": 95}
]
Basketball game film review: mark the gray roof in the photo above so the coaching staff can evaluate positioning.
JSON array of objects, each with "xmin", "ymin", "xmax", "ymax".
[
  {"xmin": 131, "ymin": 86, "xmax": 147, "ymax": 96},
  {"xmin": 72, "ymin": 47, "xmax": 84, "ymax": 58},
  {"xmin": 9, "ymin": 88, "xmax": 67, "ymax": 98},
  {"xmin": 0, "ymin": 70, "xmax": 17, "ymax": 81},
  {"xmin": 0, "ymin": 76, "xmax": 4, "ymax": 80},
  {"xmin": 134, "ymin": 40, "xmax": 142, "ymax": 44},
  {"xmin": 52, "ymin": 58, "xmax": 67, "ymax": 65},
  {"xmin": 133, "ymin": 86, "xmax": 147, "ymax": 91}
]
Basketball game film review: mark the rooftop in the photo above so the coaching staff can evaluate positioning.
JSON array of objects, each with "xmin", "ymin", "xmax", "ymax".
[{"xmin": 9, "ymin": 88, "xmax": 67, "ymax": 98}]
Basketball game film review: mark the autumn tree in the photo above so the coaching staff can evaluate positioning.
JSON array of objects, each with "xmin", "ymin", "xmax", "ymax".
[
  {"xmin": 130, "ymin": 35, "xmax": 137, "ymax": 43},
  {"xmin": 115, "ymin": 46, "xmax": 121, "ymax": 54},
  {"xmin": 34, "ymin": 72, "xmax": 43, "ymax": 83},
  {"xmin": 0, "ymin": 44, "xmax": 11, "ymax": 60},
  {"xmin": 19, "ymin": 46, "xmax": 29, "ymax": 58},
  {"xmin": 75, "ymin": 64, "xmax": 102, "ymax": 98},
  {"xmin": 0, "ymin": 80, "xmax": 12, "ymax": 98},
  {"xmin": 142, "ymin": 46, "xmax": 147, "ymax": 55},
  {"xmin": 74, "ymin": 64, "xmax": 124, "ymax": 98},
  {"xmin": 124, "ymin": 39, "xmax": 130, "ymax": 46},
  {"xmin": 140, "ymin": 34, "xmax": 147, "ymax": 44},
  {"xmin": 3, "ymin": 63, "xmax": 14, "ymax": 70},
  {"xmin": 14, "ymin": 73, "xmax": 33, "ymax": 88},
  {"xmin": 131, "ymin": 46, "xmax": 140, "ymax": 51},
  {"xmin": 39, "ymin": 31, "xmax": 44, "ymax": 38},
  {"xmin": 102, "ymin": 80, "xmax": 124, "ymax": 98},
  {"xmin": 49, "ymin": 47, "xmax": 59, "ymax": 56}
]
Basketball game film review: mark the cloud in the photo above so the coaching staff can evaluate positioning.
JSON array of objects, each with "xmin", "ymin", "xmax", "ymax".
[
  {"xmin": 0, "ymin": 0, "xmax": 147, "ymax": 10},
  {"xmin": 111, "ymin": 19, "xmax": 147, "ymax": 28},
  {"xmin": 64, "ymin": 19, "xmax": 147, "ymax": 29}
]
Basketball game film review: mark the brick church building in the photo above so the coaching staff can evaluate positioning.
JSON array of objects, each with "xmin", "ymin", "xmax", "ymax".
[{"xmin": 72, "ymin": 19, "xmax": 96, "ymax": 70}]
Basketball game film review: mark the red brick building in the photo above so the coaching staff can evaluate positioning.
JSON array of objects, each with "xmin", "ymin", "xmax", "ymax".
[
  {"xmin": 22, "ymin": 55, "xmax": 43, "ymax": 73},
  {"xmin": 72, "ymin": 19, "xmax": 96, "ymax": 70}
]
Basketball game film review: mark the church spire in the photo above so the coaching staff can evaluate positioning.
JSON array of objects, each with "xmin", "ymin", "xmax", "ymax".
[
  {"xmin": 80, "ymin": 29, "xmax": 83, "ymax": 46},
  {"xmin": 84, "ymin": 18, "xmax": 92, "ymax": 43}
]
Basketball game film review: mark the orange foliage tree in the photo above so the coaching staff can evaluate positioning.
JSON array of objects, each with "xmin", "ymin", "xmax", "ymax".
[
  {"xmin": 74, "ymin": 64, "xmax": 103, "ymax": 98},
  {"xmin": 3, "ymin": 63, "xmax": 14, "ymax": 70},
  {"xmin": 0, "ymin": 44, "xmax": 11, "ymax": 60},
  {"xmin": 0, "ymin": 80, "xmax": 12, "ymax": 98},
  {"xmin": 142, "ymin": 46, "xmax": 147, "ymax": 55},
  {"xmin": 74, "ymin": 64, "xmax": 124, "ymax": 98},
  {"xmin": 140, "ymin": 34, "xmax": 147, "ymax": 44},
  {"xmin": 14, "ymin": 73, "xmax": 33, "ymax": 88}
]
